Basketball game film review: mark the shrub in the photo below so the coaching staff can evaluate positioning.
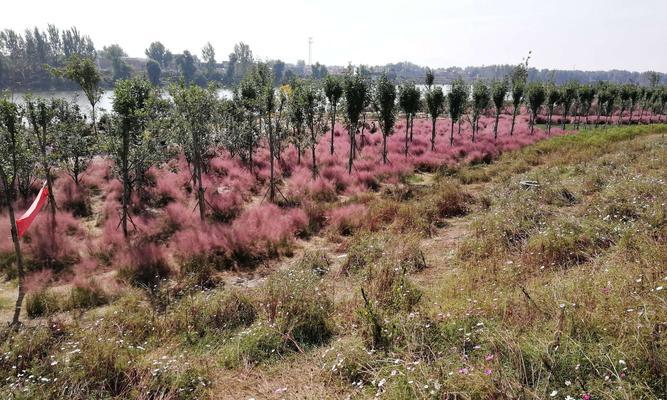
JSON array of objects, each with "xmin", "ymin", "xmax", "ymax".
[
  {"xmin": 117, "ymin": 243, "xmax": 172, "ymax": 290},
  {"xmin": 67, "ymin": 279, "xmax": 109, "ymax": 310},
  {"xmin": 295, "ymin": 250, "xmax": 331, "ymax": 276},
  {"xmin": 524, "ymin": 219, "xmax": 613, "ymax": 269},
  {"xmin": 262, "ymin": 267, "xmax": 333, "ymax": 348},
  {"xmin": 167, "ymin": 290, "xmax": 257, "ymax": 340},
  {"xmin": 327, "ymin": 204, "xmax": 367, "ymax": 236},
  {"xmin": 363, "ymin": 262, "xmax": 422, "ymax": 314},
  {"xmin": 25, "ymin": 289, "xmax": 62, "ymax": 318},
  {"xmin": 341, "ymin": 232, "xmax": 386, "ymax": 274},
  {"xmin": 429, "ymin": 181, "xmax": 472, "ymax": 218},
  {"xmin": 101, "ymin": 292, "xmax": 158, "ymax": 344},
  {"xmin": 178, "ymin": 254, "xmax": 221, "ymax": 289},
  {"xmin": 0, "ymin": 323, "xmax": 63, "ymax": 381},
  {"xmin": 219, "ymin": 322, "xmax": 285, "ymax": 368},
  {"xmin": 322, "ymin": 336, "xmax": 375, "ymax": 384}
]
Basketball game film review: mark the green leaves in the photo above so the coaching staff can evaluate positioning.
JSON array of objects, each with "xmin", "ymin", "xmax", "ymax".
[
  {"xmin": 375, "ymin": 73, "xmax": 397, "ymax": 137},
  {"xmin": 343, "ymin": 73, "xmax": 369, "ymax": 127},
  {"xmin": 448, "ymin": 78, "xmax": 468, "ymax": 123},
  {"xmin": 398, "ymin": 81, "xmax": 421, "ymax": 116},
  {"xmin": 491, "ymin": 79, "xmax": 509, "ymax": 111},
  {"xmin": 323, "ymin": 75, "xmax": 343, "ymax": 107},
  {"xmin": 526, "ymin": 82, "xmax": 546, "ymax": 116},
  {"xmin": 425, "ymin": 86, "xmax": 446, "ymax": 120}
]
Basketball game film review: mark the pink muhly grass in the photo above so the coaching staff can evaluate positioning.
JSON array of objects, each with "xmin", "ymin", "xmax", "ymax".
[
  {"xmin": 24, "ymin": 269, "xmax": 54, "ymax": 293},
  {"xmin": 327, "ymin": 203, "xmax": 367, "ymax": 236},
  {"xmin": 23, "ymin": 211, "xmax": 84, "ymax": 271}
]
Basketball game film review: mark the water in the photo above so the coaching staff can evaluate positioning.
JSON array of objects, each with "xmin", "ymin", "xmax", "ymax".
[
  {"xmin": 7, "ymin": 88, "xmax": 234, "ymax": 114},
  {"xmin": 7, "ymin": 85, "xmax": 453, "ymax": 116}
]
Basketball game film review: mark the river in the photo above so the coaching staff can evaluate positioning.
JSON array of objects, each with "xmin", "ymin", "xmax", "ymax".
[{"xmin": 7, "ymin": 88, "xmax": 235, "ymax": 114}]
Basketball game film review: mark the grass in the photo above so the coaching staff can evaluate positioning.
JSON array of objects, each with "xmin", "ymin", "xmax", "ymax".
[{"xmin": 2, "ymin": 124, "xmax": 666, "ymax": 399}]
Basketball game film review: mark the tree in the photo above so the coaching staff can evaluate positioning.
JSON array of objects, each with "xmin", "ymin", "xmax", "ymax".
[
  {"xmin": 146, "ymin": 59, "xmax": 161, "ymax": 86},
  {"xmin": 545, "ymin": 82, "xmax": 561, "ymax": 134},
  {"xmin": 55, "ymin": 55, "xmax": 102, "ymax": 133},
  {"xmin": 343, "ymin": 73, "xmax": 369, "ymax": 173},
  {"xmin": 302, "ymin": 81, "xmax": 327, "ymax": 177},
  {"xmin": 323, "ymin": 75, "xmax": 343, "ymax": 155},
  {"xmin": 145, "ymin": 41, "xmax": 172, "ymax": 67},
  {"xmin": 176, "ymin": 50, "xmax": 197, "ymax": 84},
  {"xmin": 311, "ymin": 62, "xmax": 328, "ymax": 79},
  {"xmin": 374, "ymin": 74, "xmax": 397, "ymax": 163},
  {"xmin": 233, "ymin": 73, "xmax": 262, "ymax": 171},
  {"xmin": 398, "ymin": 81, "xmax": 420, "ymax": 155},
  {"xmin": 577, "ymin": 84, "xmax": 596, "ymax": 127},
  {"xmin": 53, "ymin": 99, "xmax": 96, "ymax": 186},
  {"xmin": 645, "ymin": 71, "xmax": 661, "ymax": 88},
  {"xmin": 273, "ymin": 60, "xmax": 286, "ymax": 85},
  {"xmin": 232, "ymin": 42, "xmax": 254, "ymax": 83},
  {"xmin": 0, "ymin": 99, "xmax": 31, "ymax": 327},
  {"xmin": 509, "ymin": 61, "xmax": 528, "ymax": 136},
  {"xmin": 658, "ymin": 87, "xmax": 667, "ymax": 123},
  {"xmin": 526, "ymin": 82, "xmax": 546, "ymax": 135},
  {"xmin": 560, "ymin": 80, "xmax": 579, "ymax": 129},
  {"xmin": 288, "ymin": 80, "xmax": 308, "ymax": 166},
  {"xmin": 627, "ymin": 84, "xmax": 640, "ymax": 124},
  {"xmin": 594, "ymin": 81, "xmax": 609, "ymax": 128},
  {"xmin": 112, "ymin": 78, "xmax": 160, "ymax": 238},
  {"xmin": 425, "ymin": 68, "xmax": 434, "ymax": 90},
  {"xmin": 170, "ymin": 84, "xmax": 217, "ymax": 220},
  {"xmin": 604, "ymin": 84, "xmax": 619, "ymax": 126},
  {"xmin": 25, "ymin": 97, "xmax": 58, "ymax": 231},
  {"xmin": 470, "ymin": 80, "xmax": 490, "ymax": 142},
  {"xmin": 491, "ymin": 79, "xmax": 508, "ymax": 141},
  {"xmin": 424, "ymin": 86, "xmax": 445, "ymax": 150},
  {"xmin": 447, "ymin": 78, "xmax": 467, "ymax": 146},
  {"xmin": 201, "ymin": 42, "xmax": 217, "ymax": 81},
  {"xmin": 101, "ymin": 44, "xmax": 131, "ymax": 81}
]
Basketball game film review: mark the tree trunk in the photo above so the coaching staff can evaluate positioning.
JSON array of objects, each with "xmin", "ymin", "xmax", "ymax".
[
  {"xmin": 450, "ymin": 120, "xmax": 455, "ymax": 146},
  {"xmin": 618, "ymin": 107, "xmax": 624, "ymax": 126},
  {"xmin": 530, "ymin": 112, "xmax": 535, "ymax": 135},
  {"xmin": 330, "ymin": 106, "xmax": 336, "ymax": 155},
  {"xmin": 193, "ymin": 131, "xmax": 205, "ymax": 221},
  {"xmin": 348, "ymin": 124, "xmax": 354, "ymax": 174},
  {"xmin": 547, "ymin": 108, "xmax": 552, "ymax": 134},
  {"xmin": 562, "ymin": 107, "xmax": 568, "ymax": 130},
  {"xmin": 431, "ymin": 118, "xmax": 436, "ymax": 151},
  {"xmin": 269, "ymin": 114, "xmax": 276, "ymax": 202},
  {"xmin": 91, "ymin": 104, "xmax": 97, "ymax": 135},
  {"xmin": 310, "ymin": 125, "xmax": 317, "ymax": 178},
  {"xmin": 493, "ymin": 111, "xmax": 500, "ymax": 142},
  {"xmin": 383, "ymin": 134, "xmax": 388, "ymax": 164},
  {"xmin": 628, "ymin": 105, "xmax": 633, "ymax": 125},
  {"xmin": 121, "ymin": 129, "xmax": 130, "ymax": 239},
  {"xmin": 409, "ymin": 114, "xmax": 414, "ymax": 142},
  {"xmin": 1, "ymin": 180, "xmax": 26, "ymax": 327},
  {"xmin": 510, "ymin": 105, "xmax": 518, "ymax": 136},
  {"xmin": 404, "ymin": 115, "xmax": 409, "ymax": 157}
]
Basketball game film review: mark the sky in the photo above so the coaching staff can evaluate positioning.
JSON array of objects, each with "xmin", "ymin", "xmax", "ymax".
[{"xmin": 2, "ymin": 0, "xmax": 666, "ymax": 72}]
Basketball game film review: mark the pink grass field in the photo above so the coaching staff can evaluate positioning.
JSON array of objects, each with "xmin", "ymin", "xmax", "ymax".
[{"xmin": 0, "ymin": 113, "xmax": 580, "ymax": 285}]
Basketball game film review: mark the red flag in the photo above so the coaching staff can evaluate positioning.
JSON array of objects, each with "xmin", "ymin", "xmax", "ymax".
[{"xmin": 16, "ymin": 184, "xmax": 49, "ymax": 238}]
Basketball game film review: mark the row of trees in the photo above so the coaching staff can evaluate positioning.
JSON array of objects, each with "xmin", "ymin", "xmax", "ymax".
[
  {"xmin": 2, "ymin": 58, "xmax": 667, "ymax": 326},
  {"xmin": 0, "ymin": 25, "xmax": 95, "ymax": 89}
]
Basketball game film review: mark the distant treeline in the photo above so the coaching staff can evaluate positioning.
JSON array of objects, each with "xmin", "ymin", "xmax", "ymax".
[{"xmin": 1, "ymin": 25, "xmax": 665, "ymax": 91}]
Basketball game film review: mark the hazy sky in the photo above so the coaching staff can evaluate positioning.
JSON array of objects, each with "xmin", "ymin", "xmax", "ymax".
[{"xmin": 2, "ymin": 0, "xmax": 666, "ymax": 72}]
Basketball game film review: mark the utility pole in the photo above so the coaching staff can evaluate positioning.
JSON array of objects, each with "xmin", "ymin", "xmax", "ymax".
[{"xmin": 308, "ymin": 37, "xmax": 313, "ymax": 66}]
